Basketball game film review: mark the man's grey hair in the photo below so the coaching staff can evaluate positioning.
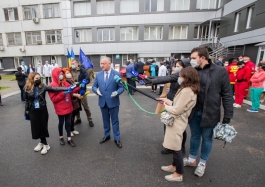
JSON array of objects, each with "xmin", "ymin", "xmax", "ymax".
[{"xmin": 101, "ymin": 56, "xmax": 112, "ymax": 63}]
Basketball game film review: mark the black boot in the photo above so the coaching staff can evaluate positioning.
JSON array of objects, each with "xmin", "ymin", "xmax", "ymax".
[
  {"xmin": 68, "ymin": 140, "xmax": 76, "ymax": 147},
  {"xmin": 59, "ymin": 138, "xmax": 65, "ymax": 145}
]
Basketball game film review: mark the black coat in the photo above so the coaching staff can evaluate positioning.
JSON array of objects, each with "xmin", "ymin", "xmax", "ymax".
[
  {"xmin": 15, "ymin": 72, "xmax": 27, "ymax": 86},
  {"xmin": 134, "ymin": 61, "xmax": 145, "ymax": 74},
  {"xmin": 149, "ymin": 63, "xmax": 233, "ymax": 128}
]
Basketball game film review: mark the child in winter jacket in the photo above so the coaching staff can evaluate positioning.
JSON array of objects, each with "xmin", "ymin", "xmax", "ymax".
[
  {"xmin": 234, "ymin": 61, "xmax": 251, "ymax": 108},
  {"xmin": 247, "ymin": 63, "xmax": 265, "ymax": 112}
]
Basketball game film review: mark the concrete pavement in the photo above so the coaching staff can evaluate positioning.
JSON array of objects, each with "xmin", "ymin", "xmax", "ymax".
[{"xmin": 0, "ymin": 90, "xmax": 264, "ymax": 187}]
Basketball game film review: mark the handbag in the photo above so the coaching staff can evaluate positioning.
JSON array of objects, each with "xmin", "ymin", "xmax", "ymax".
[{"xmin": 160, "ymin": 111, "xmax": 174, "ymax": 127}]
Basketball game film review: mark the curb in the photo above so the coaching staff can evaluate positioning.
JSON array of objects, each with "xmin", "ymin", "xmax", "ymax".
[{"xmin": 2, "ymin": 91, "xmax": 21, "ymax": 99}]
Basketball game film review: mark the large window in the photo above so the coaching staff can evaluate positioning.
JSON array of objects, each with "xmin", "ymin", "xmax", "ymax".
[
  {"xmin": 43, "ymin": 4, "xmax": 60, "ymax": 18},
  {"xmin": 193, "ymin": 25, "xmax": 201, "ymax": 39},
  {"xmin": 145, "ymin": 0, "xmax": 164, "ymax": 12},
  {"xmin": 97, "ymin": 0, "xmax": 115, "ymax": 14},
  {"xmin": 246, "ymin": 6, "xmax": 254, "ymax": 29},
  {"xmin": 144, "ymin": 26, "xmax": 163, "ymax": 40},
  {"xmin": 74, "ymin": 1, "xmax": 91, "ymax": 16},
  {"xmin": 97, "ymin": 28, "xmax": 115, "ymax": 42},
  {"xmin": 120, "ymin": 27, "xmax": 138, "ymax": 41},
  {"xmin": 23, "ymin": 5, "xmax": 38, "ymax": 20},
  {"xmin": 170, "ymin": 0, "xmax": 190, "ymax": 11},
  {"xmin": 3, "ymin": 8, "xmax": 19, "ymax": 21},
  {"xmin": 122, "ymin": 54, "xmax": 136, "ymax": 66},
  {"xmin": 196, "ymin": 0, "xmax": 217, "ymax": 10},
  {"xmin": 169, "ymin": 25, "xmax": 188, "ymax": 39},
  {"xmin": 75, "ymin": 29, "xmax": 92, "ymax": 43},
  {"xmin": 0, "ymin": 34, "xmax": 3, "ymax": 46},
  {"xmin": 234, "ymin": 12, "xmax": 240, "ymax": 32},
  {"xmin": 26, "ymin": 31, "xmax": 42, "ymax": 45},
  {"xmin": 6, "ymin": 33, "xmax": 22, "ymax": 46},
  {"xmin": 120, "ymin": 0, "xmax": 139, "ymax": 13},
  {"xmin": 46, "ymin": 30, "xmax": 62, "ymax": 44}
]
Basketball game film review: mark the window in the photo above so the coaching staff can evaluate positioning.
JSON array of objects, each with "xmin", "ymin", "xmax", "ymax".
[
  {"xmin": 14, "ymin": 57, "xmax": 23, "ymax": 68},
  {"xmin": 196, "ymin": 0, "xmax": 217, "ymax": 10},
  {"xmin": 145, "ymin": 0, "xmax": 164, "ymax": 12},
  {"xmin": 97, "ymin": 28, "xmax": 115, "ymax": 42},
  {"xmin": 0, "ymin": 34, "xmax": 3, "ymax": 46},
  {"xmin": 193, "ymin": 25, "xmax": 201, "ymax": 39},
  {"xmin": 26, "ymin": 31, "xmax": 42, "ymax": 45},
  {"xmin": 217, "ymin": 0, "xmax": 222, "ymax": 8},
  {"xmin": 169, "ymin": 25, "xmax": 188, "ymax": 39},
  {"xmin": 75, "ymin": 29, "xmax": 92, "ymax": 43},
  {"xmin": 74, "ymin": 1, "xmax": 91, "ymax": 16},
  {"xmin": 46, "ymin": 30, "xmax": 62, "ymax": 44},
  {"xmin": 23, "ymin": 5, "xmax": 38, "ymax": 20},
  {"xmin": 120, "ymin": 27, "xmax": 138, "ymax": 41},
  {"xmin": 6, "ymin": 33, "xmax": 22, "ymax": 46},
  {"xmin": 144, "ymin": 26, "xmax": 163, "ymax": 40},
  {"xmin": 246, "ymin": 7, "xmax": 254, "ymax": 29},
  {"xmin": 170, "ymin": 0, "xmax": 190, "ymax": 11},
  {"xmin": 97, "ymin": 0, "xmax": 115, "ymax": 14},
  {"xmin": 122, "ymin": 54, "xmax": 136, "ymax": 66},
  {"xmin": 0, "ymin": 59, "xmax": 2, "ymax": 69},
  {"xmin": 120, "ymin": 0, "xmax": 139, "ymax": 13},
  {"xmin": 234, "ymin": 12, "xmax": 240, "ymax": 32},
  {"xmin": 3, "ymin": 8, "xmax": 19, "ymax": 21},
  {"xmin": 43, "ymin": 4, "xmax": 60, "ymax": 18}
]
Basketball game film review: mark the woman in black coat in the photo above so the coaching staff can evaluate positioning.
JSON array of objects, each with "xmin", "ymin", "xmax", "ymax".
[
  {"xmin": 15, "ymin": 67, "xmax": 27, "ymax": 102},
  {"xmin": 24, "ymin": 72, "xmax": 68, "ymax": 155}
]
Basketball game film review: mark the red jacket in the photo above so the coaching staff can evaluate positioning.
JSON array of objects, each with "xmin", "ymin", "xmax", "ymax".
[
  {"xmin": 236, "ymin": 66, "xmax": 251, "ymax": 82},
  {"xmin": 250, "ymin": 69, "xmax": 265, "ymax": 88},
  {"xmin": 49, "ymin": 68, "xmax": 79, "ymax": 115},
  {"xmin": 245, "ymin": 61, "xmax": 256, "ymax": 76},
  {"xmin": 226, "ymin": 62, "xmax": 238, "ymax": 84}
]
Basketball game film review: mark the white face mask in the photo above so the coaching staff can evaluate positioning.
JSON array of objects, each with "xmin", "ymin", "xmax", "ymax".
[
  {"xmin": 224, "ymin": 63, "xmax": 228, "ymax": 67},
  {"xmin": 66, "ymin": 73, "xmax": 72, "ymax": 79},
  {"xmin": 190, "ymin": 59, "xmax": 199, "ymax": 68},
  {"xmin": 178, "ymin": 77, "xmax": 183, "ymax": 85},
  {"xmin": 59, "ymin": 75, "xmax": 64, "ymax": 80},
  {"xmin": 173, "ymin": 67, "xmax": 181, "ymax": 74}
]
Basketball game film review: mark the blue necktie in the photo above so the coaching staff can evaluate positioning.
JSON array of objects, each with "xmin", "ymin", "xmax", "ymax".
[{"xmin": 105, "ymin": 72, "xmax": 109, "ymax": 87}]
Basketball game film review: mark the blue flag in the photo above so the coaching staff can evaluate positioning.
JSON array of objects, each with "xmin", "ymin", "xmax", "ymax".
[
  {"xmin": 79, "ymin": 48, "xmax": 93, "ymax": 69},
  {"xmin": 71, "ymin": 48, "xmax": 75, "ymax": 59}
]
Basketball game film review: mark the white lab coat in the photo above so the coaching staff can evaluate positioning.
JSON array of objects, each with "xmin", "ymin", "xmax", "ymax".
[
  {"xmin": 43, "ymin": 64, "xmax": 51, "ymax": 77},
  {"xmin": 35, "ymin": 65, "xmax": 43, "ymax": 77},
  {"xmin": 20, "ymin": 65, "xmax": 28, "ymax": 72},
  {"xmin": 158, "ymin": 65, "xmax": 167, "ymax": 87},
  {"xmin": 51, "ymin": 63, "xmax": 59, "ymax": 72}
]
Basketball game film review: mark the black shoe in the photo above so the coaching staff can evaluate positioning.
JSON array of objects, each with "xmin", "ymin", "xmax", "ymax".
[
  {"xmin": 161, "ymin": 148, "xmax": 173, "ymax": 155},
  {"xmin": 89, "ymin": 121, "xmax": 94, "ymax": 127},
  {"xmin": 99, "ymin": 136, "xmax": 110, "ymax": 144},
  {"xmin": 74, "ymin": 119, "xmax": 81, "ymax": 125},
  {"xmin": 67, "ymin": 140, "xmax": 76, "ymax": 147},
  {"xmin": 114, "ymin": 140, "xmax": 122, "ymax": 148},
  {"xmin": 59, "ymin": 138, "xmax": 65, "ymax": 145},
  {"xmin": 181, "ymin": 148, "xmax": 186, "ymax": 155}
]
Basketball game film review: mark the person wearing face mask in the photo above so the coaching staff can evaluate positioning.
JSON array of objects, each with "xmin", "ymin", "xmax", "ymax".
[
  {"xmin": 243, "ymin": 55, "xmax": 256, "ymax": 97},
  {"xmin": 24, "ymin": 72, "xmax": 69, "ymax": 155},
  {"xmin": 71, "ymin": 59, "xmax": 94, "ymax": 127},
  {"xmin": 149, "ymin": 60, "xmax": 159, "ymax": 92},
  {"xmin": 43, "ymin": 61, "xmax": 52, "ymax": 85},
  {"xmin": 35, "ymin": 61, "xmax": 43, "ymax": 82},
  {"xmin": 20, "ymin": 60, "xmax": 28, "ymax": 72},
  {"xmin": 51, "ymin": 60, "xmax": 59, "ymax": 73},
  {"xmin": 234, "ymin": 61, "xmax": 251, "ymax": 108},
  {"xmin": 158, "ymin": 67, "xmax": 199, "ymax": 182},
  {"xmin": 157, "ymin": 61, "xmax": 167, "ymax": 95},
  {"xmin": 15, "ymin": 67, "xmax": 28, "ymax": 102},
  {"xmin": 48, "ymin": 68, "xmax": 81, "ymax": 147},
  {"xmin": 62, "ymin": 68, "xmax": 82, "ymax": 136},
  {"xmin": 27, "ymin": 64, "xmax": 35, "ymax": 75},
  {"xmin": 226, "ymin": 58, "xmax": 239, "ymax": 96}
]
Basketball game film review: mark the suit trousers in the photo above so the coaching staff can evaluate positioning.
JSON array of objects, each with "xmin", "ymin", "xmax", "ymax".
[
  {"xmin": 100, "ymin": 103, "xmax": 120, "ymax": 140},
  {"xmin": 76, "ymin": 95, "xmax": 92, "ymax": 121}
]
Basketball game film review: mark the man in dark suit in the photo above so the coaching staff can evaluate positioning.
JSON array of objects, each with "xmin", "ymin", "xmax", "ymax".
[{"xmin": 92, "ymin": 57, "xmax": 124, "ymax": 148}]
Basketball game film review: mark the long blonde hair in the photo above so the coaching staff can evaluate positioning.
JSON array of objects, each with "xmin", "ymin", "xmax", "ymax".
[{"xmin": 24, "ymin": 72, "xmax": 43, "ymax": 92}]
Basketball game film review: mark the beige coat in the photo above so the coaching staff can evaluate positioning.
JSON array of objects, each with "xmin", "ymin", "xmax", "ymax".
[{"xmin": 163, "ymin": 87, "xmax": 197, "ymax": 151}]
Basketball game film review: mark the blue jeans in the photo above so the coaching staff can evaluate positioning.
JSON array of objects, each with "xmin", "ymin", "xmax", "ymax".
[
  {"xmin": 189, "ymin": 111, "xmax": 214, "ymax": 163},
  {"xmin": 58, "ymin": 114, "xmax": 71, "ymax": 137}
]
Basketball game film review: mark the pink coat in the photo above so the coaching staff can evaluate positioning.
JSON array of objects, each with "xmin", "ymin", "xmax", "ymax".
[{"xmin": 250, "ymin": 69, "xmax": 265, "ymax": 88}]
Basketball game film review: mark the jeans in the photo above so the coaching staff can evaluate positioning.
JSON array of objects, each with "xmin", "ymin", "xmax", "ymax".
[
  {"xmin": 189, "ymin": 111, "xmax": 214, "ymax": 163},
  {"xmin": 172, "ymin": 150, "xmax": 184, "ymax": 174},
  {"xmin": 58, "ymin": 114, "xmax": 71, "ymax": 137},
  {"xmin": 18, "ymin": 85, "xmax": 25, "ymax": 101},
  {"xmin": 250, "ymin": 87, "xmax": 264, "ymax": 110}
]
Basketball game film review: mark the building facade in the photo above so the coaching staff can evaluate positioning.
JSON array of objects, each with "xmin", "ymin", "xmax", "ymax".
[{"xmin": 0, "ymin": 0, "xmax": 264, "ymax": 73}]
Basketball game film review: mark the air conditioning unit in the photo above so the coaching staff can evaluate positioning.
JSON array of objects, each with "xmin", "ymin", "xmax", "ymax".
[
  {"xmin": 33, "ymin": 18, "xmax": 39, "ymax": 23},
  {"xmin": 37, "ymin": 41, "xmax": 42, "ymax": 45},
  {"xmin": 20, "ymin": 47, "xmax": 26, "ymax": 52},
  {"xmin": 0, "ymin": 46, "xmax": 4, "ymax": 51}
]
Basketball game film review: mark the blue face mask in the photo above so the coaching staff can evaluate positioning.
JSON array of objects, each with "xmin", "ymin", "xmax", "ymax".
[{"xmin": 72, "ymin": 65, "xmax": 76, "ymax": 69}]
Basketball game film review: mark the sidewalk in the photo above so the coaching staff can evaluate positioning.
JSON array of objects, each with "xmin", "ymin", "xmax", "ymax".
[{"xmin": 0, "ymin": 79, "xmax": 20, "ymax": 99}]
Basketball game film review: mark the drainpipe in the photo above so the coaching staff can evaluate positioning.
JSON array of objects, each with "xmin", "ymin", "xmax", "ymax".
[{"xmin": 208, "ymin": 20, "xmax": 212, "ymax": 43}]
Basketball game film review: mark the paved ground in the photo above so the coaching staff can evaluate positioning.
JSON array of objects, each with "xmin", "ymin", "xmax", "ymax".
[{"xmin": 0, "ymin": 89, "xmax": 264, "ymax": 187}]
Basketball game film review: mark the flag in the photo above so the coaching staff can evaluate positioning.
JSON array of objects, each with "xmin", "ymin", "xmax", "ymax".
[
  {"xmin": 67, "ymin": 48, "xmax": 71, "ymax": 67},
  {"xmin": 79, "ymin": 48, "xmax": 93, "ymax": 69},
  {"xmin": 71, "ymin": 48, "xmax": 75, "ymax": 59}
]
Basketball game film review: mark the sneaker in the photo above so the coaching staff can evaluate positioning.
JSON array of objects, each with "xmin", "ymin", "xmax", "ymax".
[
  {"xmin": 233, "ymin": 103, "xmax": 237, "ymax": 107},
  {"xmin": 41, "ymin": 145, "xmax": 50, "ymax": 155},
  {"xmin": 34, "ymin": 143, "xmax": 43, "ymax": 152},
  {"xmin": 194, "ymin": 163, "xmax": 206, "ymax": 177},
  {"xmin": 161, "ymin": 166, "xmax": 176, "ymax": 173},
  {"xmin": 183, "ymin": 158, "xmax": 196, "ymax": 167},
  {"xmin": 71, "ymin": 132, "xmax": 74, "ymax": 137},
  {"xmin": 234, "ymin": 104, "xmax": 241, "ymax": 108},
  {"xmin": 72, "ymin": 130, "xmax": 79, "ymax": 135},
  {"xmin": 247, "ymin": 108, "xmax": 258, "ymax": 113},
  {"xmin": 165, "ymin": 174, "xmax": 183, "ymax": 182}
]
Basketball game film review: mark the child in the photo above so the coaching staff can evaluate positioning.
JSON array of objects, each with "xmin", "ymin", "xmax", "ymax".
[{"xmin": 247, "ymin": 63, "xmax": 265, "ymax": 112}]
